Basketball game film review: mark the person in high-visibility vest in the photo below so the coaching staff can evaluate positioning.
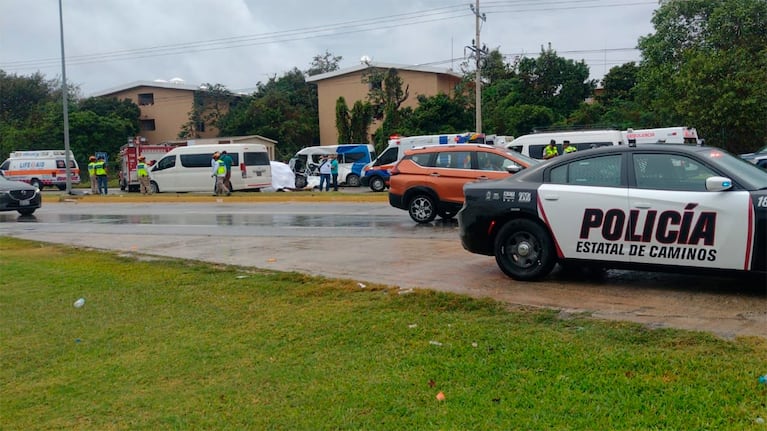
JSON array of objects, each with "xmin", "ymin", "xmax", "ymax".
[
  {"xmin": 211, "ymin": 153, "xmax": 230, "ymax": 196},
  {"xmin": 543, "ymin": 139, "xmax": 559, "ymax": 160},
  {"xmin": 563, "ymin": 140, "xmax": 578, "ymax": 154},
  {"xmin": 94, "ymin": 156, "xmax": 108, "ymax": 195},
  {"xmin": 136, "ymin": 155, "xmax": 151, "ymax": 195},
  {"xmin": 87, "ymin": 155, "xmax": 98, "ymax": 194}
]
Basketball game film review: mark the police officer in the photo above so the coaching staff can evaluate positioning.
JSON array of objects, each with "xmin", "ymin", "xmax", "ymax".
[
  {"xmin": 563, "ymin": 140, "xmax": 577, "ymax": 154},
  {"xmin": 87, "ymin": 155, "xmax": 98, "ymax": 194},
  {"xmin": 543, "ymin": 139, "xmax": 559, "ymax": 160},
  {"xmin": 94, "ymin": 156, "xmax": 108, "ymax": 195},
  {"xmin": 136, "ymin": 155, "xmax": 151, "ymax": 195}
]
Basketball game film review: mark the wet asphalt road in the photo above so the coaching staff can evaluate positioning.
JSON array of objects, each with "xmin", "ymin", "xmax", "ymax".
[{"xmin": 1, "ymin": 199, "xmax": 765, "ymax": 339}]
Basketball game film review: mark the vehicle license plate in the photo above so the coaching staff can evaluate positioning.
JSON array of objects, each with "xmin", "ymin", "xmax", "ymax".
[{"xmin": 21, "ymin": 199, "xmax": 30, "ymax": 206}]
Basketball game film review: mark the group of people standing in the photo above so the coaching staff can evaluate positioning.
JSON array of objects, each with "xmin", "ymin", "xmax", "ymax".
[
  {"xmin": 318, "ymin": 154, "xmax": 339, "ymax": 192},
  {"xmin": 543, "ymin": 139, "xmax": 578, "ymax": 160},
  {"xmin": 87, "ymin": 155, "xmax": 109, "ymax": 195}
]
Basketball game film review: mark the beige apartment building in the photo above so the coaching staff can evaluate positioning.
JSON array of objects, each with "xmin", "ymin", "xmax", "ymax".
[
  {"xmin": 306, "ymin": 62, "xmax": 463, "ymax": 146},
  {"xmin": 92, "ymin": 81, "xmax": 278, "ymax": 159},
  {"xmin": 91, "ymin": 80, "xmax": 224, "ymax": 145}
]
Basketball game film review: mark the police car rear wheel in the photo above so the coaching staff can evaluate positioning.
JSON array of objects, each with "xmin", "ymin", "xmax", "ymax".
[
  {"xmin": 370, "ymin": 176, "xmax": 386, "ymax": 192},
  {"xmin": 408, "ymin": 194, "xmax": 436, "ymax": 223},
  {"xmin": 494, "ymin": 219, "xmax": 556, "ymax": 281}
]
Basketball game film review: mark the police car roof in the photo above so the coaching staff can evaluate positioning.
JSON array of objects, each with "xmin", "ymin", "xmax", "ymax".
[{"xmin": 510, "ymin": 143, "xmax": 734, "ymax": 183}]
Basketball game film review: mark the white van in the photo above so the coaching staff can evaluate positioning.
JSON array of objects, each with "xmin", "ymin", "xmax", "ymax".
[
  {"xmin": 289, "ymin": 144, "xmax": 376, "ymax": 188},
  {"xmin": 149, "ymin": 144, "xmax": 271, "ymax": 193},
  {"xmin": 0, "ymin": 150, "xmax": 80, "ymax": 190},
  {"xmin": 505, "ymin": 130, "xmax": 624, "ymax": 159}
]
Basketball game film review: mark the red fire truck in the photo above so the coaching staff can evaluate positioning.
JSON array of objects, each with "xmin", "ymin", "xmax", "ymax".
[{"xmin": 118, "ymin": 137, "xmax": 185, "ymax": 192}]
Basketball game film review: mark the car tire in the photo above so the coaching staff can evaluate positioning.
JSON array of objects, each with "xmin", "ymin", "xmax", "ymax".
[
  {"xmin": 150, "ymin": 181, "xmax": 159, "ymax": 194},
  {"xmin": 370, "ymin": 176, "xmax": 386, "ymax": 192},
  {"xmin": 56, "ymin": 184, "xmax": 66, "ymax": 191},
  {"xmin": 30, "ymin": 179, "xmax": 42, "ymax": 190},
  {"xmin": 494, "ymin": 219, "xmax": 556, "ymax": 281},
  {"xmin": 18, "ymin": 208, "xmax": 36, "ymax": 216},
  {"xmin": 408, "ymin": 194, "xmax": 437, "ymax": 224},
  {"xmin": 346, "ymin": 174, "xmax": 360, "ymax": 187},
  {"xmin": 295, "ymin": 175, "xmax": 307, "ymax": 189}
]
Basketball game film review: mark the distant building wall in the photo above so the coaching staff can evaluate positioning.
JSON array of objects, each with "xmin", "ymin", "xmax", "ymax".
[{"xmin": 308, "ymin": 64, "xmax": 462, "ymax": 146}]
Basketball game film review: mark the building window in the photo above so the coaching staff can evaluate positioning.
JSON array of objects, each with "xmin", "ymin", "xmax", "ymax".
[
  {"xmin": 138, "ymin": 93, "xmax": 154, "ymax": 105},
  {"xmin": 196, "ymin": 121, "xmax": 206, "ymax": 132},
  {"xmin": 140, "ymin": 119, "xmax": 156, "ymax": 131}
]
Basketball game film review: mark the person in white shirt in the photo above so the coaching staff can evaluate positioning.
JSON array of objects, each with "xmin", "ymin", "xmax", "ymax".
[{"xmin": 318, "ymin": 155, "xmax": 332, "ymax": 191}]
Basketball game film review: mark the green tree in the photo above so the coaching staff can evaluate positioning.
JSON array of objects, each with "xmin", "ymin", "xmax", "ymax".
[
  {"xmin": 179, "ymin": 83, "xmax": 236, "ymax": 139},
  {"xmin": 218, "ymin": 68, "xmax": 318, "ymax": 160},
  {"xmin": 335, "ymin": 97, "xmax": 352, "ymax": 144},
  {"xmin": 636, "ymin": 0, "xmax": 767, "ymax": 151},
  {"xmin": 306, "ymin": 51, "xmax": 342, "ymax": 77},
  {"xmin": 599, "ymin": 62, "xmax": 638, "ymax": 106},
  {"xmin": 349, "ymin": 100, "xmax": 373, "ymax": 143},
  {"xmin": 516, "ymin": 44, "xmax": 596, "ymax": 117},
  {"xmin": 400, "ymin": 93, "xmax": 474, "ymax": 136},
  {"xmin": 363, "ymin": 67, "xmax": 410, "ymax": 148}
]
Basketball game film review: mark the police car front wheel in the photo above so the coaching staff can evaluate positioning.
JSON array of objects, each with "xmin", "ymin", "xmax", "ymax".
[{"xmin": 494, "ymin": 219, "xmax": 557, "ymax": 281}]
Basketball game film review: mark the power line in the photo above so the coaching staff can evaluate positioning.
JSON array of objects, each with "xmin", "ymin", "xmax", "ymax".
[{"xmin": 1, "ymin": 0, "xmax": 655, "ymax": 72}]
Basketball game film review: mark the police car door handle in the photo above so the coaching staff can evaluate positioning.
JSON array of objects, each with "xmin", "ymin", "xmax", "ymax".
[
  {"xmin": 633, "ymin": 202, "xmax": 652, "ymax": 209},
  {"xmin": 540, "ymin": 192, "xmax": 559, "ymax": 201}
]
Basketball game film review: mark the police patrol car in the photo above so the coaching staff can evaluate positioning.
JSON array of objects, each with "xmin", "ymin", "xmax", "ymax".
[{"xmin": 458, "ymin": 144, "xmax": 767, "ymax": 281}]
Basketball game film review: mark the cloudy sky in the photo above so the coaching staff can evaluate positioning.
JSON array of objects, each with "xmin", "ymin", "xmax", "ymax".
[{"xmin": 1, "ymin": 0, "xmax": 659, "ymax": 96}]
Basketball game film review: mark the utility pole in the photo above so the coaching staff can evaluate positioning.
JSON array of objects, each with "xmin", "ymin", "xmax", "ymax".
[
  {"xmin": 58, "ymin": 0, "xmax": 73, "ymax": 194},
  {"xmin": 469, "ymin": 0, "xmax": 486, "ymax": 134}
]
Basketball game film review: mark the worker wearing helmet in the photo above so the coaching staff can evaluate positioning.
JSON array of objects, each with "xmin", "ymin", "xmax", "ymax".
[
  {"xmin": 136, "ymin": 155, "xmax": 152, "ymax": 195},
  {"xmin": 88, "ymin": 155, "xmax": 98, "ymax": 194}
]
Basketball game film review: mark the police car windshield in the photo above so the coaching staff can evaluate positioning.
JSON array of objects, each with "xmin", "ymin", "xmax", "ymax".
[{"xmin": 700, "ymin": 147, "xmax": 767, "ymax": 189}]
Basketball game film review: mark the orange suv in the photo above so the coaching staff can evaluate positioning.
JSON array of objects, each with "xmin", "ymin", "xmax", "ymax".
[{"xmin": 388, "ymin": 144, "xmax": 539, "ymax": 223}]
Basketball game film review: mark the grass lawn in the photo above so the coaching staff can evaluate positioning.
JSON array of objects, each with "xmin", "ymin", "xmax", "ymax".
[{"xmin": 1, "ymin": 237, "xmax": 766, "ymax": 430}]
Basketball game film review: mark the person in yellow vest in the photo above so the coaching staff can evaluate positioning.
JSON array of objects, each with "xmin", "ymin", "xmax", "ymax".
[
  {"xmin": 87, "ymin": 155, "xmax": 98, "ymax": 194},
  {"xmin": 563, "ymin": 140, "xmax": 578, "ymax": 154},
  {"xmin": 211, "ymin": 153, "xmax": 230, "ymax": 196},
  {"xmin": 94, "ymin": 156, "xmax": 108, "ymax": 195},
  {"xmin": 136, "ymin": 155, "xmax": 152, "ymax": 195},
  {"xmin": 543, "ymin": 139, "xmax": 559, "ymax": 160}
]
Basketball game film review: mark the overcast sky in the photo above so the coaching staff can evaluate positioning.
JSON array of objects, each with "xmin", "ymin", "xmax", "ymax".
[{"xmin": 0, "ymin": 0, "xmax": 659, "ymax": 96}]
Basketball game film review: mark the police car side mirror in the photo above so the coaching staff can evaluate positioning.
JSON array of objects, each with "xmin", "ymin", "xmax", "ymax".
[{"xmin": 705, "ymin": 176, "xmax": 733, "ymax": 192}]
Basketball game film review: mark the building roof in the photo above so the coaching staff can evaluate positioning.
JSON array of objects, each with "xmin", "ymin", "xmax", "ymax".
[
  {"xmin": 90, "ymin": 80, "xmax": 205, "ymax": 98},
  {"xmin": 305, "ymin": 61, "xmax": 462, "ymax": 83}
]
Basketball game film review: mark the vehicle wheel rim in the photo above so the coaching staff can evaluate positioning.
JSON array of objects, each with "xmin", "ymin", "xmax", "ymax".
[
  {"xmin": 371, "ymin": 178, "xmax": 384, "ymax": 191},
  {"xmin": 505, "ymin": 232, "xmax": 540, "ymax": 269},
  {"xmin": 410, "ymin": 197, "xmax": 433, "ymax": 222}
]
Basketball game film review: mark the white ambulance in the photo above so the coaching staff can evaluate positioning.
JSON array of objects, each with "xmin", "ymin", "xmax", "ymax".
[
  {"xmin": 0, "ymin": 150, "xmax": 80, "ymax": 190},
  {"xmin": 622, "ymin": 127, "xmax": 700, "ymax": 145}
]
